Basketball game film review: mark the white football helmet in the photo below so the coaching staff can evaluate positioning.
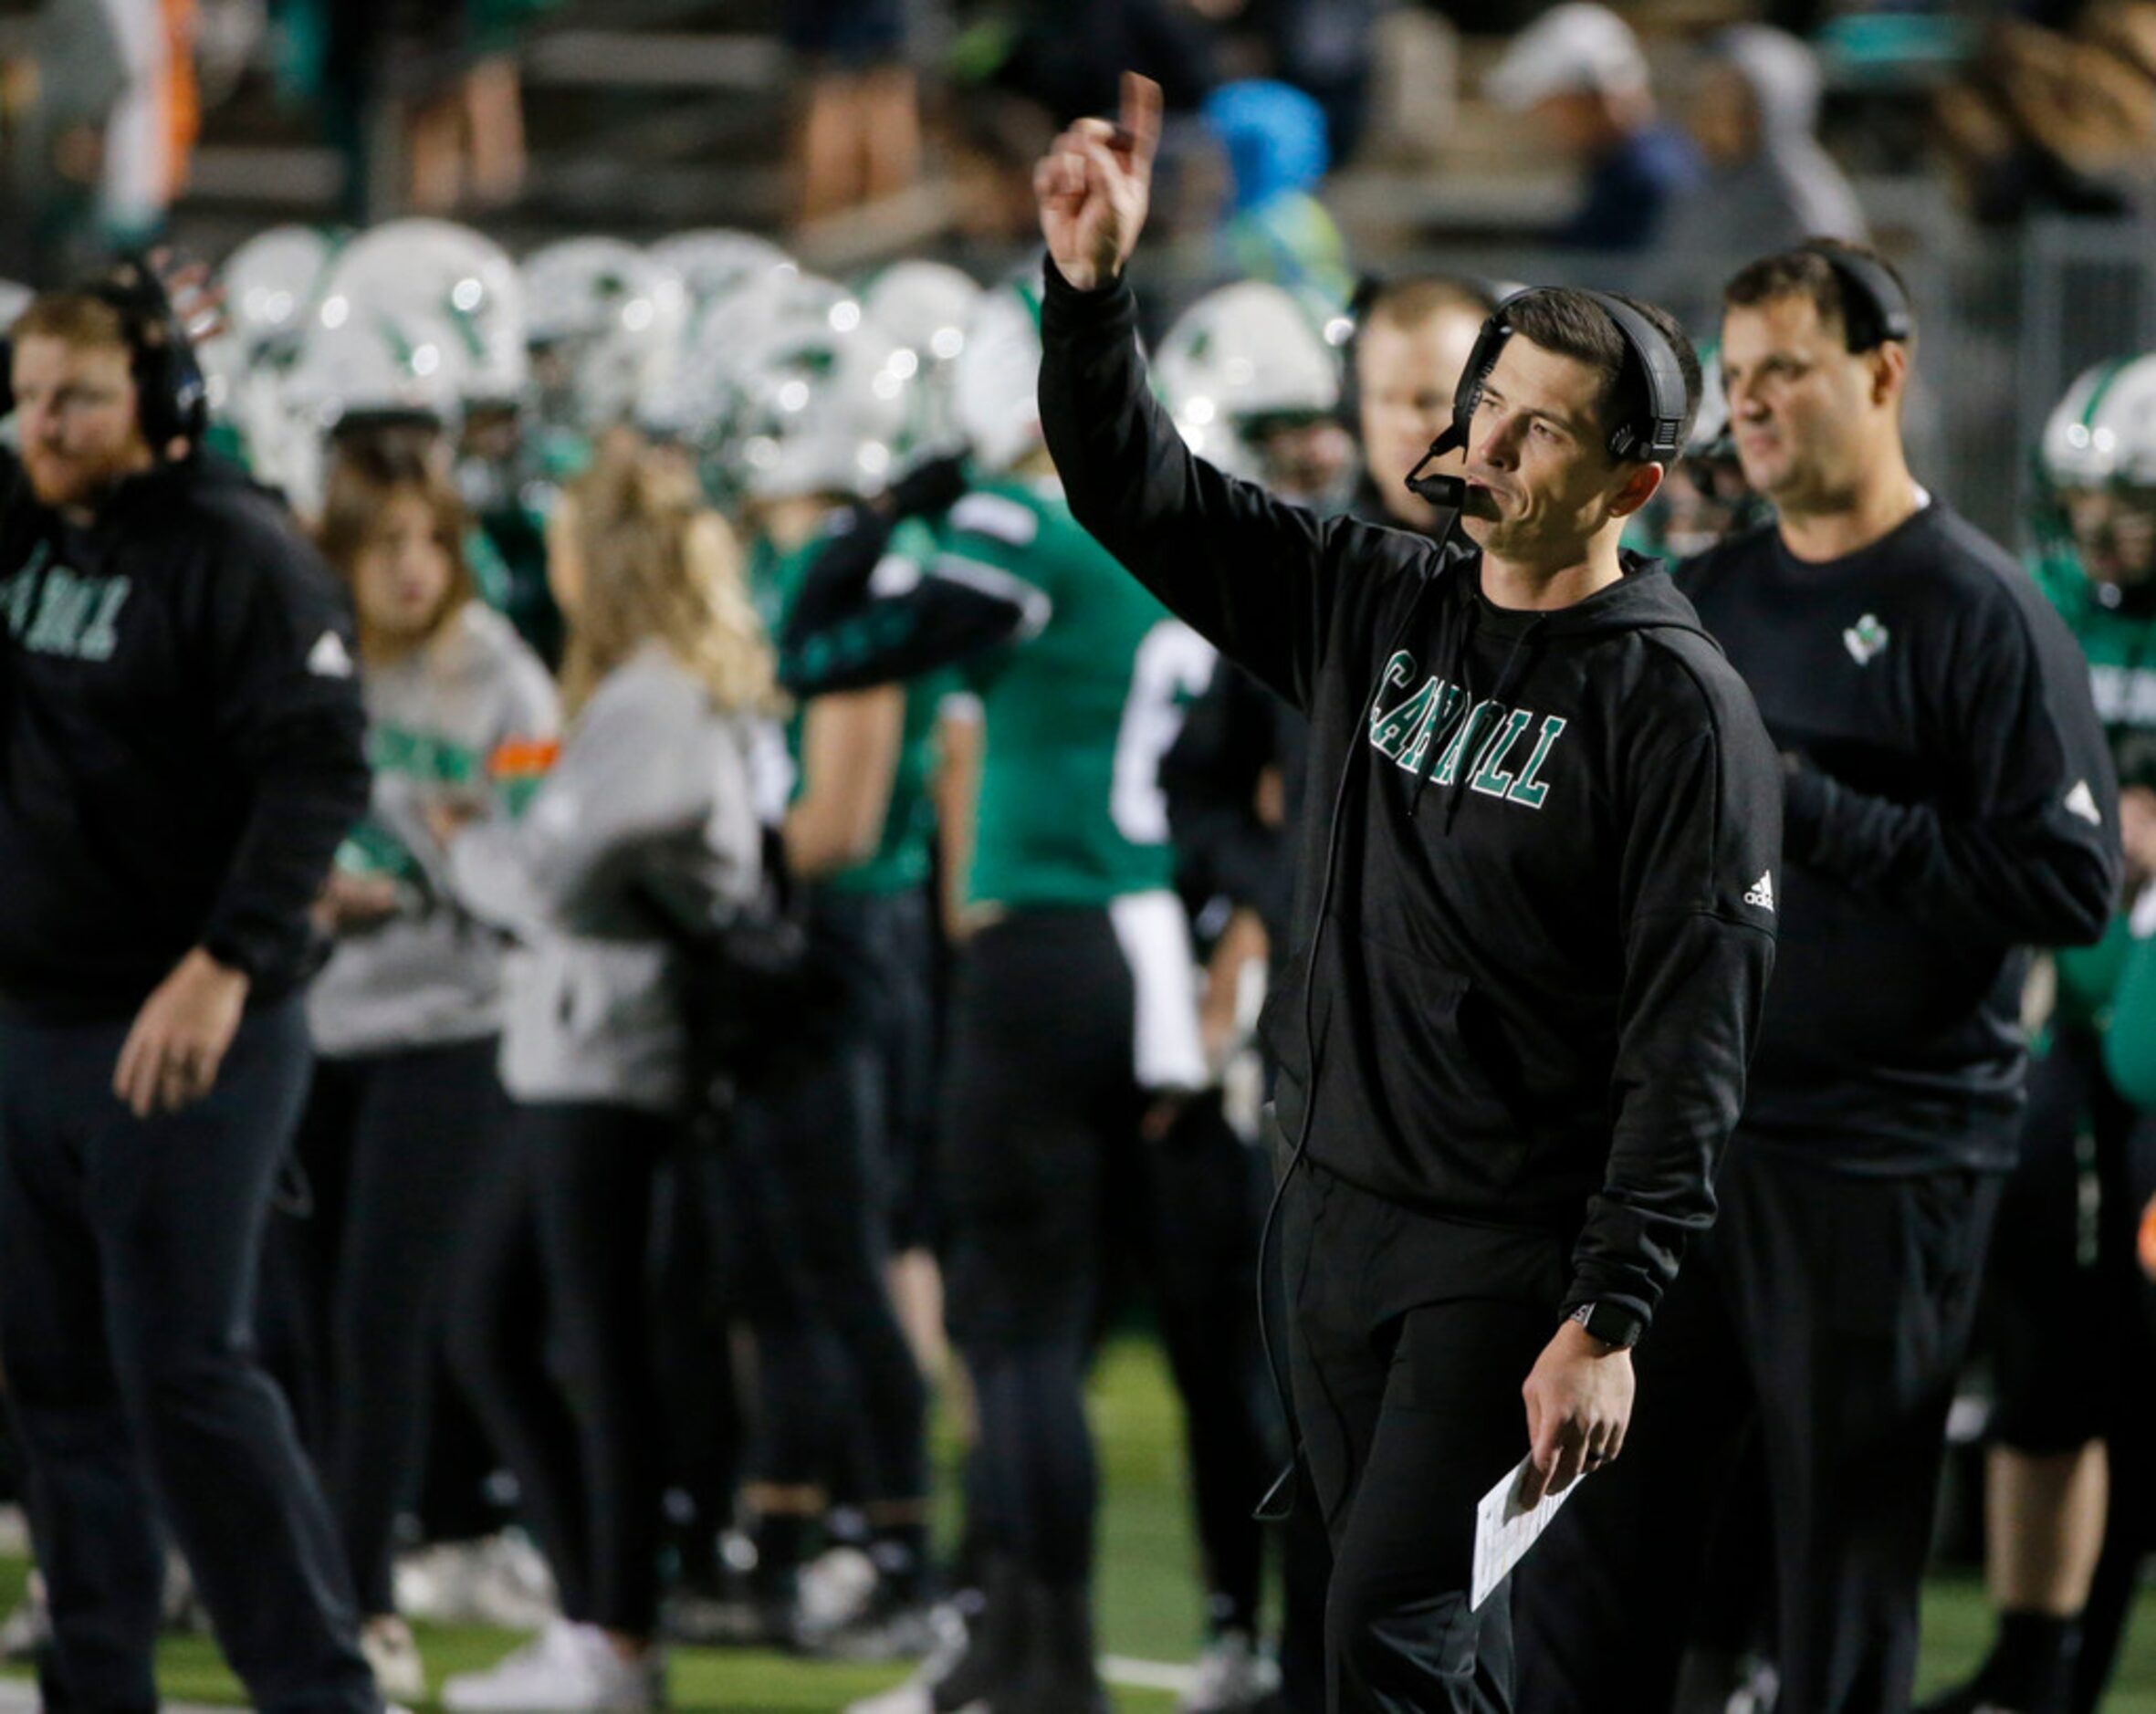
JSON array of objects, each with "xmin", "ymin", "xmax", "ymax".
[
  {"xmin": 951, "ymin": 281, "xmax": 1045, "ymax": 477},
  {"xmin": 186, "ymin": 226, "xmax": 340, "ymax": 468},
  {"xmin": 1154, "ymin": 281, "xmax": 1339, "ymax": 481},
  {"xmin": 649, "ymin": 230, "xmax": 793, "ymax": 306},
  {"xmin": 727, "ymin": 306, "xmax": 914, "ymax": 502},
  {"xmin": 220, "ymin": 225, "xmax": 337, "ymax": 357},
  {"xmin": 270, "ymin": 298, "xmax": 473, "ymax": 517},
  {"xmin": 521, "ymin": 236, "xmax": 686, "ymax": 430},
  {"xmin": 641, "ymin": 274, "xmax": 859, "ymax": 452},
  {"xmin": 312, "ymin": 218, "xmax": 529, "ymax": 409},
  {"xmin": 2044, "ymin": 355, "xmax": 2156, "ymax": 491},
  {"xmin": 861, "ymin": 259, "xmax": 981, "ymax": 452}
]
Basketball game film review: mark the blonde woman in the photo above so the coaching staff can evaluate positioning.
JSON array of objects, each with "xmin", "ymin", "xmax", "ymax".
[
  {"xmin": 434, "ymin": 447, "xmax": 778, "ymax": 1714},
  {"xmin": 287, "ymin": 438, "xmax": 560, "ymax": 1698}
]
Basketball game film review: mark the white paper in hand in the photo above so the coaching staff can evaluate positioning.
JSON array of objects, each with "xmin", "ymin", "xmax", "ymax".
[{"xmin": 1470, "ymin": 1455, "xmax": 1580, "ymax": 1610}]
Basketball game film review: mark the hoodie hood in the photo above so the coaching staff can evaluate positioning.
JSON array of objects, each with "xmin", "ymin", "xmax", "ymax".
[
  {"xmin": 1444, "ymin": 544, "xmax": 1718, "ymax": 643},
  {"xmin": 1719, "ymin": 24, "xmax": 1822, "ymax": 146},
  {"xmin": 94, "ymin": 449, "xmax": 287, "ymax": 529},
  {"xmin": 1655, "ymin": 26, "xmax": 1866, "ymax": 279},
  {"xmin": 1203, "ymin": 80, "xmax": 1331, "ymax": 214}
]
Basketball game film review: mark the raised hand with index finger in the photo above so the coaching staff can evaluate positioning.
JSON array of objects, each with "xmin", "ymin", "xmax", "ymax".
[{"xmin": 1034, "ymin": 71, "xmax": 1163, "ymax": 292}]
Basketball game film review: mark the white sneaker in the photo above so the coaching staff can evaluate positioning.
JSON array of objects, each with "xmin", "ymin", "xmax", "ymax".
[
  {"xmin": 396, "ymin": 1542, "xmax": 476, "ymax": 1625},
  {"xmin": 844, "ymin": 1682, "xmax": 937, "ymax": 1714},
  {"xmin": 397, "ymin": 1532, "xmax": 560, "ymax": 1630},
  {"xmin": 843, "ymin": 1605, "xmax": 974, "ymax": 1714},
  {"xmin": 1180, "ymin": 1630, "xmax": 1281, "ymax": 1714},
  {"xmin": 0, "ymin": 1575, "xmax": 49, "ymax": 1663},
  {"xmin": 442, "ymin": 1619, "xmax": 660, "ymax": 1713},
  {"xmin": 361, "ymin": 1617, "xmax": 427, "ymax": 1700},
  {"xmin": 797, "ymin": 1546, "xmax": 878, "ymax": 1637},
  {"xmin": 468, "ymin": 1531, "xmax": 562, "ymax": 1629}
]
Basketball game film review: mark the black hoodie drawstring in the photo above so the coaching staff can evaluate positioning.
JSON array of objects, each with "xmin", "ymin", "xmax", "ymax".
[
  {"xmin": 1441, "ymin": 617, "xmax": 1544, "ymax": 835},
  {"xmin": 1408, "ymin": 597, "xmax": 1479, "ymax": 820},
  {"xmin": 1405, "ymin": 593, "xmax": 1548, "ymax": 828}
]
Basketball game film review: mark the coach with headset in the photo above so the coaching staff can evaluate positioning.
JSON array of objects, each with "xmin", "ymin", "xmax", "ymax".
[
  {"xmin": 0, "ymin": 264, "xmax": 380, "ymax": 1711},
  {"xmin": 1516, "ymin": 245, "xmax": 2122, "ymax": 1714},
  {"xmin": 1036, "ymin": 77, "xmax": 1783, "ymax": 1711}
]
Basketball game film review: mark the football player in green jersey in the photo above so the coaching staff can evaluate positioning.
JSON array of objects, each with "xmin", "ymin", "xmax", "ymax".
[
  {"xmin": 808, "ymin": 279, "xmax": 1278, "ymax": 1714},
  {"xmin": 1926, "ymin": 354, "xmax": 2156, "ymax": 1714},
  {"xmin": 723, "ymin": 297, "xmax": 940, "ymax": 1656}
]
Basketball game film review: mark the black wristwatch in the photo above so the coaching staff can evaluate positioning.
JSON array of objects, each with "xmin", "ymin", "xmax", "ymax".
[{"xmin": 1568, "ymin": 1301, "xmax": 1643, "ymax": 1352}]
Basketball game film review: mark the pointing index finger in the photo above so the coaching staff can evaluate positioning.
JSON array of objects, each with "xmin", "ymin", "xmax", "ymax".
[{"xmin": 1119, "ymin": 70, "xmax": 1163, "ymax": 172}]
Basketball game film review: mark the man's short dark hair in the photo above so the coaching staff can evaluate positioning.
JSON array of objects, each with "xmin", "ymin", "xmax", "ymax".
[
  {"xmin": 1504, "ymin": 287, "xmax": 1701, "ymax": 462},
  {"xmin": 1722, "ymin": 240, "xmax": 1917, "ymax": 348},
  {"xmin": 1359, "ymin": 276, "xmax": 1498, "ymax": 339}
]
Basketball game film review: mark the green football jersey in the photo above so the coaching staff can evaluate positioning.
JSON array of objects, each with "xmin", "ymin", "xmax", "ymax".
[
  {"xmin": 752, "ymin": 522, "xmax": 937, "ymax": 897},
  {"xmin": 2033, "ymin": 546, "xmax": 2156, "ymax": 1034},
  {"xmin": 938, "ymin": 476, "xmax": 1215, "ymax": 910}
]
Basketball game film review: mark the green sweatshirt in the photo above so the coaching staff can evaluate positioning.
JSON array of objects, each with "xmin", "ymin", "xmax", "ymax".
[{"xmin": 751, "ymin": 522, "xmax": 937, "ymax": 898}]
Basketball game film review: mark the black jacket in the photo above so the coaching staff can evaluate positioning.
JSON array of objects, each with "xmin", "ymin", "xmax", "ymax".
[
  {"xmin": 1041, "ymin": 260, "xmax": 1783, "ymax": 1332},
  {"xmin": 1679, "ymin": 508, "xmax": 2120, "ymax": 1171},
  {"xmin": 1162, "ymin": 471, "xmax": 1444, "ymax": 963},
  {"xmin": 0, "ymin": 451, "xmax": 370, "ymax": 1022}
]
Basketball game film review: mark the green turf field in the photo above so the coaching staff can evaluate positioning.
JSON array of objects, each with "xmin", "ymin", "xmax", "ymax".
[{"xmin": 4, "ymin": 1335, "xmax": 2156, "ymax": 1710}]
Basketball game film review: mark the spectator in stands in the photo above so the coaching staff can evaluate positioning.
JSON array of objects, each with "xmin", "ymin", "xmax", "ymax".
[
  {"xmin": 1486, "ymin": 2, "xmax": 1701, "ymax": 253},
  {"xmin": 1659, "ymin": 27, "xmax": 1867, "ymax": 279},
  {"xmin": 3, "ymin": 0, "xmax": 130, "ymax": 279},
  {"xmin": 966, "ymin": 0, "xmax": 1218, "ymax": 126},
  {"xmin": 298, "ymin": 1, "xmax": 538, "ymax": 223},
  {"xmin": 788, "ymin": 0, "xmax": 921, "ymax": 225},
  {"xmin": 1200, "ymin": 78, "xmax": 1354, "ymax": 309},
  {"xmin": 1185, "ymin": 0, "xmax": 1382, "ymax": 164},
  {"xmin": 940, "ymin": 89, "xmax": 1062, "ymax": 259},
  {"xmin": 1936, "ymin": 4, "xmax": 2156, "ymax": 224}
]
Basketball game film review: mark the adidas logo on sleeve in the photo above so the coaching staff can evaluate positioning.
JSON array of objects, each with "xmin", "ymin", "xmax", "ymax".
[
  {"xmin": 1743, "ymin": 871, "xmax": 1775, "ymax": 912},
  {"xmin": 307, "ymin": 630, "xmax": 354, "ymax": 678}
]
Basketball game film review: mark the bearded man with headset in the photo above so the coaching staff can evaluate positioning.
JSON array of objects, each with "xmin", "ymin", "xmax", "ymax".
[
  {"xmin": 0, "ymin": 263, "xmax": 382, "ymax": 1712},
  {"xmin": 1033, "ymin": 73, "xmax": 1783, "ymax": 1714}
]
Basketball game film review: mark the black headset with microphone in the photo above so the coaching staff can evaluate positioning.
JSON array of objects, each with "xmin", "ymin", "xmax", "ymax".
[
  {"xmin": 1801, "ymin": 242, "xmax": 1914, "ymax": 354},
  {"xmin": 82, "ymin": 257, "xmax": 211, "ymax": 451},
  {"xmin": 1401, "ymin": 287, "xmax": 1691, "ymax": 518}
]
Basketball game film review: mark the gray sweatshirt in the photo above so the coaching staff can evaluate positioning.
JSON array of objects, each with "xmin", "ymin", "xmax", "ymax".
[
  {"xmin": 1653, "ymin": 26, "xmax": 1868, "ymax": 319},
  {"xmin": 450, "ymin": 640, "xmax": 770, "ymax": 1113},
  {"xmin": 308, "ymin": 602, "xmax": 561, "ymax": 1059}
]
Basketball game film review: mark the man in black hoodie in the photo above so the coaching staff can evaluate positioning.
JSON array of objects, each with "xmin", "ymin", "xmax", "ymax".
[
  {"xmin": 1036, "ymin": 76, "xmax": 1783, "ymax": 1712},
  {"xmin": 1515, "ymin": 246, "xmax": 2122, "ymax": 1714},
  {"xmin": 0, "ymin": 277, "xmax": 380, "ymax": 1711}
]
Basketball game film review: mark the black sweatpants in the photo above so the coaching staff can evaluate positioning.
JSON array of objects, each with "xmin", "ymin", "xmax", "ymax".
[
  {"xmin": 944, "ymin": 906, "xmax": 1275, "ymax": 1616},
  {"xmin": 1279, "ymin": 1156, "xmax": 1565, "ymax": 1714},
  {"xmin": 728, "ymin": 887, "xmax": 929, "ymax": 1542},
  {"xmin": 269, "ymin": 1035, "xmax": 509, "ymax": 1615},
  {"xmin": 528, "ymin": 1102, "xmax": 676, "ymax": 1636},
  {"xmin": 858, "ymin": 885, "xmax": 940, "ymax": 1257},
  {"xmin": 1106, "ymin": 1091, "xmax": 1280, "ymax": 1637},
  {"xmin": 650, "ymin": 1145, "xmax": 745, "ymax": 1583},
  {"xmin": 0, "ymin": 998, "xmax": 377, "ymax": 1714},
  {"xmin": 443, "ymin": 1117, "xmax": 595, "ymax": 1624},
  {"xmin": 1986, "ymin": 1027, "xmax": 2137, "ymax": 1456},
  {"xmin": 1515, "ymin": 1142, "xmax": 2004, "ymax": 1714},
  {"xmin": 2052, "ymin": 1071, "xmax": 2156, "ymax": 1714}
]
